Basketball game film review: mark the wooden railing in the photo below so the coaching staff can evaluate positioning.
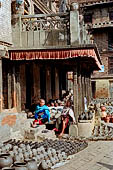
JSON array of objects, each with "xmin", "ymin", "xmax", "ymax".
[
  {"xmin": 11, "ymin": 12, "xmax": 92, "ymax": 49},
  {"xmin": 12, "ymin": 13, "xmax": 70, "ymax": 48}
]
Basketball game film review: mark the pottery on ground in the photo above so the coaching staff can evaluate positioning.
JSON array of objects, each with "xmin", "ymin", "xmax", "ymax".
[
  {"xmin": 0, "ymin": 154, "xmax": 13, "ymax": 169},
  {"xmin": 25, "ymin": 159, "xmax": 37, "ymax": 170},
  {"xmin": 13, "ymin": 162, "xmax": 28, "ymax": 170}
]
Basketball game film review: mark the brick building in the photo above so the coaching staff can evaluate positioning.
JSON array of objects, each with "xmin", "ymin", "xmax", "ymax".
[{"xmin": 77, "ymin": 0, "xmax": 113, "ymax": 98}]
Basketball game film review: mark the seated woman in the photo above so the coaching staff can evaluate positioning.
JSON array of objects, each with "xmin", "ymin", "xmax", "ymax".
[
  {"xmin": 57, "ymin": 100, "xmax": 76, "ymax": 137},
  {"xmin": 31, "ymin": 99, "xmax": 51, "ymax": 127}
]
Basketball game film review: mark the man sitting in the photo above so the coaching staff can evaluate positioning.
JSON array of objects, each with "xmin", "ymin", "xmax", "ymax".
[{"xmin": 32, "ymin": 99, "xmax": 51, "ymax": 127}]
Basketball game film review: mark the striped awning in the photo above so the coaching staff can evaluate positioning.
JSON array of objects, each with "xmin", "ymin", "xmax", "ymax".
[{"xmin": 10, "ymin": 48, "xmax": 101, "ymax": 69}]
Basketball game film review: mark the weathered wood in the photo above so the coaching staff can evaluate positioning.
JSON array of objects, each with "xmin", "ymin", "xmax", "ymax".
[
  {"xmin": 55, "ymin": 67, "xmax": 59, "ymax": 99},
  {"xmin": 77, "ymin": 65, "xmax": 82, "ymax": 115},
  {"xmin": 20, "ymin": 63, "xmax": 26, "ymax": 110},
  {"xmin": 33, "ymin": 63, "xmax": 40, "ymax": 100},
  {"xmin": 89, "ymin": 74, "xmax": 92, "ymax": 103},
  {"xmin": 73, "ymin": 67, "xmax": 78, "ymax": 124},
  {"xmin": 46, "ymin": 67, "xmax": 52, "ymax": 102},
  {"xmin": 0, "ymin": 59, "xmax": 3, "ymax": 112},
  {"xmin": 8, "ymin": 68, "xmax": 12, "ymax": 109},
  {"xmin": 21, "ymin": 12, "xmax": 69, "ymax": 19},
  {"xmin": 81, "ymin": 74, "xmax": 85, "ymax": 112},
  {"xmin": 12, "ymin": 66, "xmax": 16, "ymax": 108},
  {"xmin": 16, "ymin": 64, "xmax": 21, "ymax": 112}
]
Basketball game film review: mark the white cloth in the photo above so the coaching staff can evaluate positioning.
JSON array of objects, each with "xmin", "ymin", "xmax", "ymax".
[{"xmin": 61, "ymin": 107, "xmax": 75, "ymax": 122}]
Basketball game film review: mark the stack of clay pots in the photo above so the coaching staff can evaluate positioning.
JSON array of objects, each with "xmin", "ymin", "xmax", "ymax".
[{"xmin": 89, "ymin": 124, "xmax": 113, "ymax": 141}]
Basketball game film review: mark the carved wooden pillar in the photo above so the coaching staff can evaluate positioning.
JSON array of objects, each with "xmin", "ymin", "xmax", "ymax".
[
  {"xmin": 12, "ymin": 65, "xmax": 16, "ymax": 108},
  {"xmin": 33, "ymin": 62, "xmax": 40, "ymax": 100},
  {"xmin": 55, "ymin": 67, "xmax": 59, "ymax": 99},
  {"xmin": 20, "ymin": 63, "xmax": 26, "ymax": 110},
  {"xmin": 81, "ymin": 73, "xmax": 85, "ymax": 112},
  {"xmin": 8, "ymin": 65, "xmax": 12, "ymax": 109},
  {"xmin": 0, "ymin": 59, "xmax": 3, "ymax": 112},
  {"xmin": 86, "ymin": 74, "xmax": 89, "ymax": 106},
  {"xmin": 88, "ymin": 73, "xmax": 92, "ymax": 103},
  {"xmin": 16, "ymin": 63, "xmax": 21, "ymax": 112},
  {"xmin": 46, "ymin": 67, "xmax": 52, "ymax": 102},
  {"xmin": 77, "ymin": 64, "xmax": 82, "ymax": 115},
  {"xmin": 73, "ymin": 67, "xmax": 78, "ymax": 124}
]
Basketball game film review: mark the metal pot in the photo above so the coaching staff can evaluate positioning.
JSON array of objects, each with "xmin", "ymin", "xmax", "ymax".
[{"xmin": 0, "ymin": 154, "xmax": 13, "ymax": 169}]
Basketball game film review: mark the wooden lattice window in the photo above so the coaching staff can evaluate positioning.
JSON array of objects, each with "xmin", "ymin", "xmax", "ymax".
[
  {"xmin": 84, "ymin": 13, "xmax": 92, "ymax": 23},
  {"xmin": 109, "ymin": 11, "xmax": 113, "ymax": 20}
]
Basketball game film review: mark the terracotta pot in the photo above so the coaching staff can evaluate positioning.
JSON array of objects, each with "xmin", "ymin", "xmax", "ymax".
[
  {"xmin": 0, "ymin": 154, "xmax": 13, "ymax": 169},
  {"xmin": 13, "ymin": 162, "xmax": 28, "ymax": 170},
  {"xmin": 104, "ymin": 116, "xmax": 110, "ymax": 123},
  {"xmin": 101, "ymin": 111, "xmax": 107, "ymax": 118},
  {"xmin": 101, "ymin": 106, "xmax": 106, "ymax": 111},
  {"xmin": 110, "ymin": 117, "xmax": 113, "ymax": 123},
  {"xmin": 101, "ymin": 117, "xmax": 105, "ymax": 121}
]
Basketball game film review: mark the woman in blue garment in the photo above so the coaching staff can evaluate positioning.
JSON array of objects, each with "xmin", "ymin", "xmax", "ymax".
[{"xmin": 32, "ymin": 99, "xmax": 51, "ymax": 127}]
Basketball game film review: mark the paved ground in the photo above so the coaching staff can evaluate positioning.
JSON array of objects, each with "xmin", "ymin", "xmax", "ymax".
[{"xmin": 56, "ymin": 141, "xmax": 113, "ymax": 170}]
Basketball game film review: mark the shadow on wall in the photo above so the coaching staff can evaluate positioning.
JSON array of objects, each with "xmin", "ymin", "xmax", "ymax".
[{"xmin": 97, "ymin": 162, "xmax": 113, "ymax": 170}]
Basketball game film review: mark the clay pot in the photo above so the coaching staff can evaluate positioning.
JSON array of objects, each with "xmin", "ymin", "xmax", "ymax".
[
  {"xmin": 0, "ymin": 154, "xmax": 13, "ymax": 169},
  {"xmin": 25, "ymin": 159, "xmax": 37, "ymax": 170},
  {"xmin": 13, "ymin": 162, "xmax": 28, "ymax": 170},
  {"xmin": 101, "ymin": 106, "xmax": 106, "ymax": 111},
  {"xmin": 110, "ymin": 116, "xmax": 113, "ymax": 123},
  {"xmin": 104, "ymin": 116, "xmax": 110, "ymax": 123},
  {"xmin": 101, "ymin": 111, "xmax": 107, "ymax": 118}
]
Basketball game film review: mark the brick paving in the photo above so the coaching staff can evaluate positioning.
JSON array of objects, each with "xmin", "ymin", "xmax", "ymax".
[{"xmin": 56, "ymin": 141, "xmax": 113, "ymax": 170}]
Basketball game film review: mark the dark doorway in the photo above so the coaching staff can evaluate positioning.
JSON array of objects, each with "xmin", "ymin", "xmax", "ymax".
[
  {"xmin": 40, "ymin": 67, "xmax": 46, "ymax": 100},
  {"xmin": 91, "ymin": 81, "xmax": 96, "ymax": 98}
]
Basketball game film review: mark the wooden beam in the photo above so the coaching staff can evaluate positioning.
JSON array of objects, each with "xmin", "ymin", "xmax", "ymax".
[
  {"xmin": 8, "ymin": 68, "xmax": 12, "ymax": 109},
  {"xmin": 33, "ymin": 62, "xmax": 40, "ymax": 100},
  {"xmin": 12, "ymin": 66, "xmax": 16, "ymax": 108},
  {"xmin": 16, "ymin": 64, "xmax": 21, "ymax": 112},
  {"xmin": 46, "ymin": 66, "xmax": 52, "ymax": 102},
  {"xmin": 55, "ymin": 67, "xmax": 59, "ymax": 99},
  {"xmin": 73, "ymin": 67, "xmax": 78, "ymax": 124},
  {"xmin": 77, "ymin": 64, "xmax": 83, "ymax": 115},
  {"xmin": 0, "ymin": 59, "xmax": 3, "ymax": 112},
  {"xmin": 20, "ymin": 63, "xmax": 26, "ymax": 110}
]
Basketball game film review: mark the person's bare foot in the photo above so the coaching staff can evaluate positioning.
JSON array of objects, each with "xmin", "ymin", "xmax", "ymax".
[
  {"xmin": 58, "ymin": 133, "xmax": 63, "ymax": 138},
  {"xmin": 31, "ymin": 123, "xmax": 39, "ymax": 128}
]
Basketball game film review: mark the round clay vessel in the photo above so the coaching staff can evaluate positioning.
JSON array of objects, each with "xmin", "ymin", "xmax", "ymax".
[
  {"xmin": 25, "ymin": 159, "xmax": 37, "ymax": 170},
  {"xmin": 13, "ymin": 162, "xmax": 28, "ymax": 170},
  {"xmin": 0, "ymin": 154, "xmax": 13, "ymax": 169},
  {"xmin": 101, "ymin": 106, "xmax": 106, "ymax": 111}
]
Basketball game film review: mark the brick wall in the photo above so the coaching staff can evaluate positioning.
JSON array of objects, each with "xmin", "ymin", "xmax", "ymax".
[
  {"xmin": 0, "ymin": 0, "xmax": 12, "ymax": 44},
  {"xmin": 92, "ymin": 52, "xmax": 109, "ymax": 78},
  {"xmin": 95, "ymin": 79, "xmax": 109, "ymax": 98}
]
